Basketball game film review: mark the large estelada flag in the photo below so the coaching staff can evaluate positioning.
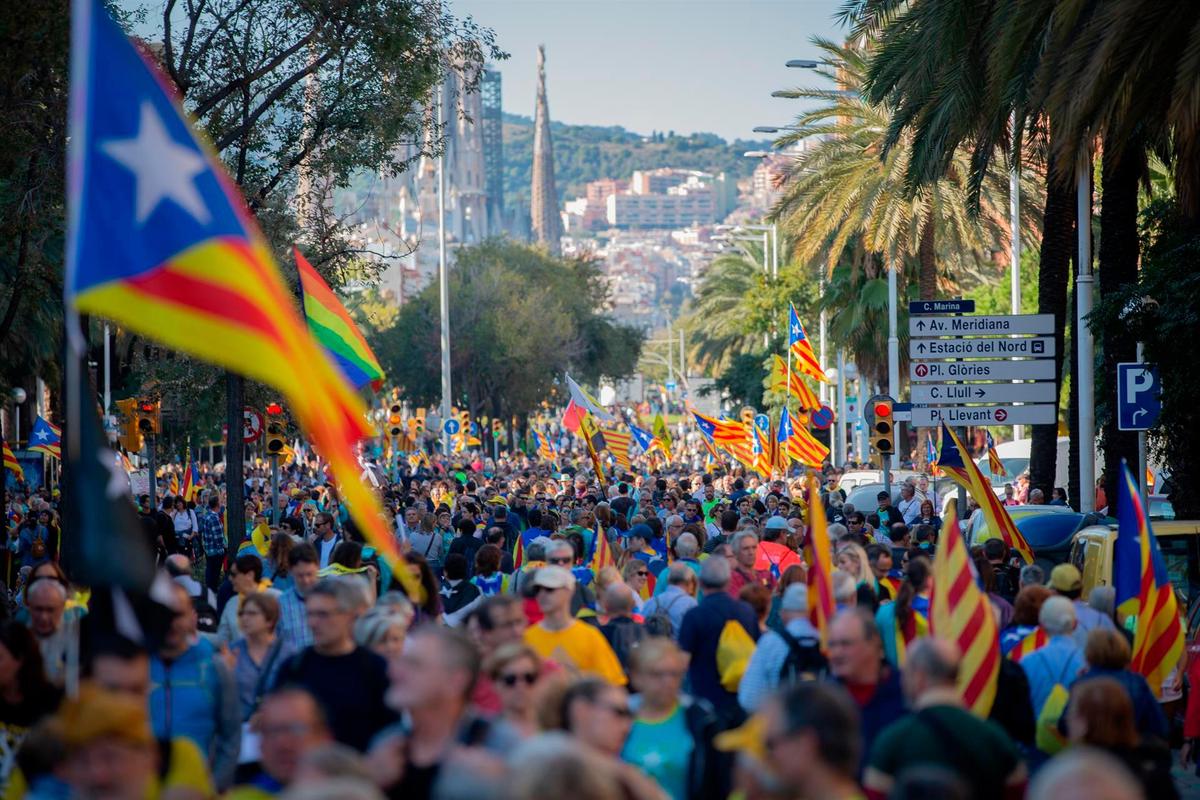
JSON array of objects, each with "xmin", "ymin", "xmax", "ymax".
[
  {"xmin": 1115, "ymin": 460, "xmax": 1184, "ymax": 696},
  {"xmin": 769, "ymin": 354, "xmax": 820, "ymax": 412},
  {"xmin": 777, "ymin": 406, "xmax": 828, "ymax": 468},
  {"xmin": 65, "ymin": 0, "xmax": 418, "ymax": 598},
  {"xmin": 936, "ymin": 423, "xmax": 1034, "ymax": 564},
  {"xmin": 296, "ymin": 249, "xmax": 385, "ymax": 391},
  {"xmin": 931, "ymin": 498, "xmax": 1000, "ymax": 716}
]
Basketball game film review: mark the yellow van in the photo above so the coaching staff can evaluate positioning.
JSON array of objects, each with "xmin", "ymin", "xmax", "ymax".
[{"xmin": 1069, "ymin": 520, "xmax": 1200, "ymax": 601}]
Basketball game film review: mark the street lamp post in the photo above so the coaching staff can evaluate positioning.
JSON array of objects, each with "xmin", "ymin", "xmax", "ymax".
[
  {"xmin": 887, "ymin": 258, "xmax": 899, "ymax": 470},
  {"xmin": 1077, "ymin": 156, "xmax": 1095, "ymax": 512},
  {"xmin": 436, "ymin": 81, "xmax": 452, "ymax": 456},
  {"xmin": 11, "ymin": 387, "xmax": 26, "ymax": 448}
]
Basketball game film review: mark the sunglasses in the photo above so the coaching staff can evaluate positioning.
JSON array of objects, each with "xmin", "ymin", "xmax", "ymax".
[
  {"xmin": 547, "ymin": 557, "xmax": 572, "ymax": 565},
  {"xmin": 499, "ymin": 671, "xmax": 538, "ymax": 687},
  {"xmin": 635, "ymin": 570, "xmax": 649, "ymax": 577}
]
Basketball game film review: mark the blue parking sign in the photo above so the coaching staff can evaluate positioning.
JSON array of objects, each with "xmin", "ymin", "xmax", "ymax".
[{"xmin": 1117, "ymin": 362, "xmax": 1161, "ymax": 431}]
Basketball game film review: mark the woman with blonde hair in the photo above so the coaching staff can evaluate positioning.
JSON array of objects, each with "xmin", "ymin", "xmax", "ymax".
[
  {"xmin": 353, "ymin": 601, "xmax": 414, "ymax": 660},
  {"xmin": 484, "ymin": 642, "xmax": 544, "ymax": 739}
]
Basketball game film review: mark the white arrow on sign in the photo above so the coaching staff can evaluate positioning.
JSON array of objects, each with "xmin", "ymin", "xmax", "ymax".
[
  {"xmin": 910, "ymin": 336, "xmax": 1055, "ymax": 359},
  {"xmin": 909, "ymin": 313, "xmax": 1054, "ymax": 337},
  {"xmin": 909, "ymin": 404, "xmax": 1057, "ymax": 427},
  {"xmin": 910, "ymin": 359, "xmax": 1057, "ymax": 382},
  {"xmin": 911, "ymin": 382, "xmax": 1057, "ymax": 404}
]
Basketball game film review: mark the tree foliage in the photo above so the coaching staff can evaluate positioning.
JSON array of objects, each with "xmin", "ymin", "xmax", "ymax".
[{"xmin": 372, "ymin": 240, "xmax": 642, "ymax": 423}]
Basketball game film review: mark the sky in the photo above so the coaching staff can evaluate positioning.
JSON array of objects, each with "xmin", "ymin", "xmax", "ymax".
[{"xmin": 450, "ymin": 0, "xmax": 846, "ymax": 142}]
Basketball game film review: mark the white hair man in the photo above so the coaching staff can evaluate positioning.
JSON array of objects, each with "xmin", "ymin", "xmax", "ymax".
[
  {"xmin": 738, "ymin": 584, "xmax": 825, "ymax": 713},
  {"xmin": 1018, "ymin": 596, "xmax": 1087, "ymax": 714}
]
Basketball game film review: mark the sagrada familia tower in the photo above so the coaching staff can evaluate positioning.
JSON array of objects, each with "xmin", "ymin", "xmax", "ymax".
[{"xmin": 530, "ymin": 45, "xmax": 562, "ymax": 255}]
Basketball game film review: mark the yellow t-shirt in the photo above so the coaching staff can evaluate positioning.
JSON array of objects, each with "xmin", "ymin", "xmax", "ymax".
[
  {"xmin": 4, "ymin": 737, "xmax": 213, "ymax": 800},
  {"xmin": 524, "ymin": 621, "xmax": 626, "ymax": 685}
]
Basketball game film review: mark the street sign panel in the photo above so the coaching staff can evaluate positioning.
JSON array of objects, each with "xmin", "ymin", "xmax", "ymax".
[
  {"xmin": 911, "ymin": 382, "xmax": 1057, "ymax": 404},
  {"xmin": 909, "ymin": 314, "xmax": 1054, "ymax": 337},
  {"xmin": 811, "ymin": 405, "xmax": 834, "ymax": 430},
  {"xmin": 910, "ymin": 336, "xmax": 1054, "ymax": 359},
  {"xmin": 243, "ymin": 408, "xmax": 263, "ymax": 442},
  {"xmin": 909, "ymin": 299, "xmax": 975, "ymax": 315},
  {"xmin": 909, "ymin": 404, "xmax": 1057, "ymax": 427},
  {"xmin": 1117, "ymin": 362, "xmax": 1161, "ymax": 431},
  {"xmin": 910, "ymin": 359, "xmax": 1057, "ymax": 382}
]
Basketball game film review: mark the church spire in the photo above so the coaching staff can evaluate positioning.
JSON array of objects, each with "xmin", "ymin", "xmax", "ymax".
[{"xmin": 530, "ymin": 45, "xmax": 562, "ymax": 254}]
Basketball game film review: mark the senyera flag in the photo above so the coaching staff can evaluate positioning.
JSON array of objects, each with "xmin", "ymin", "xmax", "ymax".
[
  {"xmin": 296, "ymin": 249, "xmax": 385, "ymax": 391},
  {"xmin": 936, "ymin": 423, "xmax": 1034, "ymax": 565},
  {"xmin": 930, "ymin": 498, "xmax": 1000, "ymax": 716},
  {"xmin": 65, "ymin": 0, "xmax": 418, "ymax": 598},
  {"xmin": 803, "ymin": 471, "xmax": 836, "ymax": 641},
  {"xmin": 1115, "ymin": 460, "xmax": 1184, "ymax": 696}
]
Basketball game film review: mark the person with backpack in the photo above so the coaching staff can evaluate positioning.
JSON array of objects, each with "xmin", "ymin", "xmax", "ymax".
[
  {"xmin": 642, "ymin": 562, "xmax": 698, "ymax": 639},
  {"xmin": 1017, "ymin": 595, "xmax": 1087, "ymax": 755},
  {"xmin": 737, "ymin": 584, "xmax": 826, "ymax": 713}
]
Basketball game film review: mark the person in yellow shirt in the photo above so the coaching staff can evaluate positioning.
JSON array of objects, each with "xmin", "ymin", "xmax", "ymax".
[{"xmin": 523, "ymin": 567, "xmax": 626, "ymax": 685}]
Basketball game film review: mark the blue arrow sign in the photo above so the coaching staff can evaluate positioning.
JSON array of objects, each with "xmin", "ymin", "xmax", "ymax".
[
  {"xmin": 1117, "ymin": 362, "xmax": 1161, "ymax": 431},
  {"xmin": 442, "ymin": 418, "xmax": 460, "ymax": 435}
]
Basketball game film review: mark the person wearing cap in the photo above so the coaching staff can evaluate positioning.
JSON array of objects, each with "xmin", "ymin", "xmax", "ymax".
[
  {"xmin": 1048, "ymin": 563, "xmax": 1116, "ymax": 647},
  {"xmin": 523, "ymin": 566, "xmax": 626, "ymax": 685},
  {"xmin": 737, "ymin": 584, "xmax": 826, "ymax": 714},
  {"xmin": 1018, "ymin": 595, "xmax": 1087, "ymax": 718}
]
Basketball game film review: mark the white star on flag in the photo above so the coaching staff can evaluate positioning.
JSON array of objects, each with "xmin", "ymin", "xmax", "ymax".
[
  {"xmin": 101, "ymin": 101, "xmax": 211, "ymax": 225},
  {"xmin": 35, "ymin": 429, "xmax": 49, "ymax": 441}
]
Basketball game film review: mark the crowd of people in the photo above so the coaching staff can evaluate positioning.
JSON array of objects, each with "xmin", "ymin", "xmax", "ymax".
[{"xmin": 0, "ymin": 446, "xmax": 1194, "ymax": 800}]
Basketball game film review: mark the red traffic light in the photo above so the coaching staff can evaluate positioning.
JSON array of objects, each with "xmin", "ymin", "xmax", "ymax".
[
  {"xmin": 265, "ymin": 403, "xmax": 284, "ymax": 416},
  {"xmin": 138, "ymin": 400, "xmax": 156, "ymax": 413},
  {"xmin": 873, "ymin": 402, "xmax": 892, "ymax": 418}
]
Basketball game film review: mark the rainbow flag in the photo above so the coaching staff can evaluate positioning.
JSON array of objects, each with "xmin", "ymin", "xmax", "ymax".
[
  {"xmin": 1115, "ymin": 460, "xmax": 1184, "ymax": 696},
  {"xmin": 3, "ymin": 442, "xmax": 24, "ymax": 482},
  {"xmin": 788, "ymin": 303, "xmax": 827, "ymax": 382},
  {"xmin": 1007, "ymin": 628, "xmax": 1049, "ymax": 662},
  {"xmin": 931, "ymin": 498, "xmax": 1000, "ymax": 716},
  {"xmin": 296, "ymin": 249, "xmax": 385, "ymax": 391},
  {"xmin": 804, "ymin": 472, "xmax": 836, "ymax": 641},
  {"xmin": 65, "ymin": 0, "xmax": 418, "ymax": 599},
  {"xmin": 936, "ymin": 423, "xmax": 1034, "ymax": 564}
]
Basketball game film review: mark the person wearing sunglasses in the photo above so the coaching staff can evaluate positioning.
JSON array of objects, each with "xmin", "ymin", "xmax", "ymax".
[
  {"xmin": 483, "ymin": 642, "xmax": 543, "ymax": 739},
  {"xmin": 523, "ymin": 567, "xmax": 626, "ymax": 686}
]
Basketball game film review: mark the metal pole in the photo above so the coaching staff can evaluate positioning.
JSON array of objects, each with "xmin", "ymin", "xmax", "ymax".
[
  {"xmin": 837, "ymin": 350, "xmax": 847, "ymax": 467},
  {"xmin": 1136, "ymin": 342, "xmax": 1148, "ymax": 509},
  {"xmin": 437, "ymin": 82, "xmax": 452, "ymax": 457},
  {"xmin": 679, "ymin": 328, "xmax": 686, "ymax": 386},
  {"xmin": 856, "ymin": 374, "xmax": 867, "ymax": 462},
  {"xmin": 818, "ymin": 275, "xmax": 828, "ymax": 403},
  {"xmin": 1010, "ymin": 116, "xmax": 1024, "ymax": 442},
  {"xmin": 147, "ymin": 435, "xmax": 157, "ymax": 510},
  {"xmin": 103, "ymin": 323, "xmax": 111, "ymax": 415},
  {"xmin": 1077, "ymin": 159, "xmax": 1096, "ymax": 513},
  {"xmin": 887, "ymin": 259, "xmax": 900, "ymax": 470},
  {"xmin": 771, "ymin": 223, "xmax": 779, "ymax": 280},
  {"xmin": 270, "ymin": 454, "xmax": 280, "ymax": 525}
]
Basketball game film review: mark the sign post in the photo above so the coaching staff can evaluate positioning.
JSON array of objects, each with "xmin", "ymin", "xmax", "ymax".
[{"xmin": 1117, "ymin": 356, "xmax": 1161, "ymax": 506}]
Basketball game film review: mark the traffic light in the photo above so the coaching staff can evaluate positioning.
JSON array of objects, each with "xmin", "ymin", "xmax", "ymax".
[
  {"xmin": 115, "ymin": 398, "xmax": 143, "ymax": 452},
  {"xmin": 136, "ymin": 398, "xmax": 160, "ymax": 436},
  {"xmin": 387, "ymin": 402, "xmax": 403, "ymax": 437},
  {"xmin": 868, "ymin": 395, "xmax": 895, "ymax": 458},
  {"xmin": 265, "ymin": 403, "xmax": 286, "ymax": 456},
  {"xmin": 492, "ymin": 418, "xmax": 503, "ymax": 438}
]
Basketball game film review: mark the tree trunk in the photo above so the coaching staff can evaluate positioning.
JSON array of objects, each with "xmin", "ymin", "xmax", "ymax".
[
  {"xmin": 1098, "ymin": 137, "xmax": 1143, "ymax": 509},
  {"xmin": 1029, "ymin": 147, "xmax": 1076, "ymax": 496},
  {"xmin": 918, "ymin": 215, "xmax": 937, "ymax": 300}
]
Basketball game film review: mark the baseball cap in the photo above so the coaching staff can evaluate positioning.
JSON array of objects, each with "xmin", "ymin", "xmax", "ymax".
[
  {"xmin": 1049, "ymin": 563, "xmax": 1082, "ymax": 592},
  {"xmin": 764, "ymin": 516, "xmax": 789, "ymax": 531},
  {"xmin": 626, "ymin": 523, "xmax": 653, "ymax": 542},
  {"xmin": 531, "ymin": 566, "xmax": 576, "ymax": 590}
]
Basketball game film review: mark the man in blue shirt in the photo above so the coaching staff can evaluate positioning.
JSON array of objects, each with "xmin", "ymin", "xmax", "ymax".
[
  {"xmin": 739, "ymin": 583, "xmax": 825, "ymax": 713},
  {"xmin": 678, "ymin": 557, "xmax": 759, "ymax": 726},
  {"xmin": 1019, "ymin": 595, "xmax": 1087, "ymax": 714}
]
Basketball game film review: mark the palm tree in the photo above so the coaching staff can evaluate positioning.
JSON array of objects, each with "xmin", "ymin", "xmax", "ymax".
[
  {"xmin": 680, "ymin": 247, "xmax": 770, "ymax": 373},
  {"xmin": 770, "ymin": 38, "xmax": 1037, "ymax": 303}
]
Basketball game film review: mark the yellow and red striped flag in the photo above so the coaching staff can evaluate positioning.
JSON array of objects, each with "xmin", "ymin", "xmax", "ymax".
[
  {"xmin": 936, "ymin": 424, "xmax": 1034, "ymax": 564},
  {"xmin": 777, "ymin": 407, "xmax": 829, "ymax": 468},
  {"xmin": 804, "ymin": 471, "xmax": 836, "ymax": 640},
  {"xmin": 893, "ymin": 609, "xmax": 929, "ymax": 666},
  {"xmin": 601, "ymin": 427, "xmax": 632, "ymax": 471},
  {"xmin": 589, "ymin": 524, "xmax": 617, "ymax": 574},
  {"xmin": 1007, "ymin": 628, "xmax": 1049, "ymax": 662},
  {"xmin": 788, "ymin": 304, "xmax": 827, "ymax": 382},
  {"xmin": 3, "ymin": 442, "xmax": 23, "ymax": 482},
  {"xmin": 986, "ymin": 430, "xmax": 1006, "ymax": 477},
  {"xmin": 931, "ymin": 498, "xmax": 1000, "ymax": 716},
  {"xmin": 769, "ymin": 354, "xmax": 821, "ymax": 411}
]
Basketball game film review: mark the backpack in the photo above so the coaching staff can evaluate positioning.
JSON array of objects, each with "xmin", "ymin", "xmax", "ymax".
[
  {"xmin": 777, "ymin": 628, "xmax": 828, "ymax": 685},
  {"xmin": 30, "ymin": 530, "xmax": 46, "ymax": 559},
  {"xmin": 1034, "ymin": 657, "xmax": 1076, "ymax": 754},
  {"xmin": 644, "ymin": 593, "xmax": 684, "ymax": 638},
  {"xmin": 716, "ymin": 618, "xmax": 757, "ymax": 691},
  {"xmin": 191, "ymin": 588, "xmax": 218, "ymax": 634}
]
